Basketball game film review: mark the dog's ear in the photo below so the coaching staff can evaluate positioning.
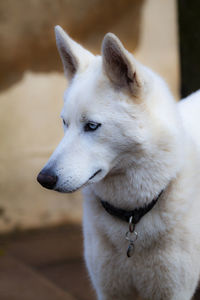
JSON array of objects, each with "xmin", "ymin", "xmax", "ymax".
[
  {"xmin": 102, "ymin": 33, "xmax": 142, "ymax": 95},
  {"xmin": 55, "ymin": 26, "xmax": 93, "ymax": 81}
]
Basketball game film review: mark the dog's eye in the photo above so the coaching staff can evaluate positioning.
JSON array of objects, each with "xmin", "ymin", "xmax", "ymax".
[
  {"xmin": 62, "ymin": 119, "xmax": 68, "ymax": 127},
  {"xmin": 84, "ymin": 122, "xmax": 101, "ymax": 132}
]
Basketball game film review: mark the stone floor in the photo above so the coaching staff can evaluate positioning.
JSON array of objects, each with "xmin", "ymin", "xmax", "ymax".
[
  {"xmin": 0, "ymin": 224, "xmax": 95, "ymax": 300},
  {"xmin": 0, "ymin": 224, "xmax": 200, "ymax": 300}
]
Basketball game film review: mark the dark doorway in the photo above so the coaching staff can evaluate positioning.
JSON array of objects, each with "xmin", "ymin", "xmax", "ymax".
[{"xmin": 178, "ymin": 0, "xmax": 200, "ymax": 98}]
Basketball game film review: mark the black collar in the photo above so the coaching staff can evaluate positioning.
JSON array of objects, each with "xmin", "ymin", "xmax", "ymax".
[{"xmin": 100, "ymin": 189, "xmax": 164, "ymax": 225}]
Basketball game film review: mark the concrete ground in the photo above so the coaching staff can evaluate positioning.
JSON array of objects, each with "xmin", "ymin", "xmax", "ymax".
[
  {"xmin": 0, "ymin": 224, "xmax": 200, "ymax": 300},
  {"xmin": 0, "ymin": 224, "xmax": 95, "ymax": 300}
]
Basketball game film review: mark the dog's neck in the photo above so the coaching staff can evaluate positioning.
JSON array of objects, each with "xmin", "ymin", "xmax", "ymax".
[{"xmin": 92, "ymin": 151, "xmax": 181, "ymax": 210}]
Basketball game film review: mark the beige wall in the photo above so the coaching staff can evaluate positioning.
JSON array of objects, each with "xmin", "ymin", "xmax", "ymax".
[
  {"xmin": 135, "ymin": 0, "xmax": 179, "ymax": 99},
  {"xmin": 0, "ymin": 0, "xmax": 179, "ymax": 233}
]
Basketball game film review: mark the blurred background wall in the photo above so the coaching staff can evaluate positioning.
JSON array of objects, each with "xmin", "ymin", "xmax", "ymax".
[{"xmin": 0, "ymin": 0, "xmax": 179, "ymax": 233}]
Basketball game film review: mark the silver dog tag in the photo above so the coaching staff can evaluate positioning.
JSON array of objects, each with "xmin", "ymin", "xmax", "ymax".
[
  {"xmin": 126, "ymin": 217, "xmax": 138, "ymax": 258},
  {"xmin": 127, "ymin": 242, "xmax": 135, "ymax": 257}
]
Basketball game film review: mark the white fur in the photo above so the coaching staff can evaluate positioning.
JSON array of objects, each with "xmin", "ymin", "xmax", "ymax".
[{"xmin": 40, "ymin": 26, "xmax": 200, "ymax": 299}]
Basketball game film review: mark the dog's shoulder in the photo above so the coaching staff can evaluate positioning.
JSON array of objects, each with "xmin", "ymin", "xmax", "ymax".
[{"xmin": 178, "ymin": 90, "xmax": 200, "ymax": 146}]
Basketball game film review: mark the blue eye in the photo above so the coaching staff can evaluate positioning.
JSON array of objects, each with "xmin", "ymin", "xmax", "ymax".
[
  {"xmin": 84, "ymin": 122, "xmax": 101, "ymax": 132},
  {"xmin": 62, "ymin": 119, "xmax": 68, "ymax": 128}
]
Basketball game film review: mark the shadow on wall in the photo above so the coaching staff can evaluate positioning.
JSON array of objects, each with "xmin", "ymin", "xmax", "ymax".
[{"xmin": 0, "ymin": 0, "xmax": 144, "ymax": 91}]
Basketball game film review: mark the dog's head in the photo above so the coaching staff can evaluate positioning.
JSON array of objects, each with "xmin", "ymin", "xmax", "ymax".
[{"xmin": 37, "ymin": 26, "xmax": 181, "ymax": 193}]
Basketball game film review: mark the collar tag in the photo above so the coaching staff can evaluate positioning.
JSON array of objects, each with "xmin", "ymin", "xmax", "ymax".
[{"xmin": 126, "ymin": 216, "xmax": 138, "ymax": 257}]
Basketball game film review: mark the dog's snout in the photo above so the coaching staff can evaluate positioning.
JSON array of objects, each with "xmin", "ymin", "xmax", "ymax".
[{"xmin": 37, "ymin": 169, "xmax": 58, "ymax": 190}]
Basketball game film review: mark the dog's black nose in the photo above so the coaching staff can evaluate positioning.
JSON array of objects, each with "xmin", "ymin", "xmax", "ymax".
[{"xmin": 37, "ymin": 170, "xmax": 58, "ymax": 190}]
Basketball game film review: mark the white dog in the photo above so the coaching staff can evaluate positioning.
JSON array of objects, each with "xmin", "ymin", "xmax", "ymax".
[{"xmin": 37, "ymin": 26, "xmax": 200, "ymax": 300}]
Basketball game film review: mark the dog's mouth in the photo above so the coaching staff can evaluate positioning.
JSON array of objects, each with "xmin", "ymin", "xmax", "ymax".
[
  {"xmin": 54, "ymin": 169, "xmax": 102, "ymax": 193},
  {"xmin": 89, "ymin": 169, "xmax": 102, "ymax": 180}
]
